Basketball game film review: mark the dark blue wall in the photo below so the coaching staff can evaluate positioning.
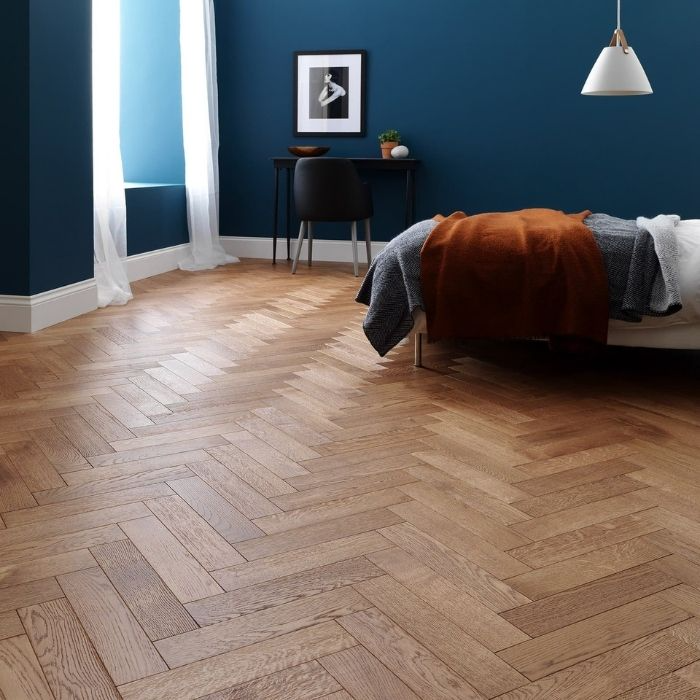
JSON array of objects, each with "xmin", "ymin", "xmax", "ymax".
[
  {"xmin": 0, "ymin": 3, "xmax": 30, "ymax": 295},
  {"xmin": 215, "ymin": 0, "xmax": 700, "ymax": 242},
  {"xmin": 28, "ymin": 0, "xmax": 94, "ymax": 295},
  {"xmin": 125, "ymin": 185, "xmax": 189, "ymax": 256},
  {"xmin": 121, "ymin": 0, "xmax": 185, "ymax": 184}
]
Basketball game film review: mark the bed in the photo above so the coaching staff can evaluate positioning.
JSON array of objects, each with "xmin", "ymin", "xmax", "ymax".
[{"xmin": 357, "ymin": 213, "xmax": 700, "ymax": 366}]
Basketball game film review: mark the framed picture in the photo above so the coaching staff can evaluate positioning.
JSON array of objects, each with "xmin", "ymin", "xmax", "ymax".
[{"xmin": 294, "ymin": 50, "xmax": 366, "ymax": 137}]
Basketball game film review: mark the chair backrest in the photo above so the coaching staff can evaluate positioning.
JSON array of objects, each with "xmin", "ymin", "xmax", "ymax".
[{"xmin": 294, "ymin": 158, "xmax": 372, "ymax": 222}]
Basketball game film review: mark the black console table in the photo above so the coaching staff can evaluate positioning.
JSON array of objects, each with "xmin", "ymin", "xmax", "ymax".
[{"xmin": 271, "ymin": 157, "xmax": 419, "ymax": 263}]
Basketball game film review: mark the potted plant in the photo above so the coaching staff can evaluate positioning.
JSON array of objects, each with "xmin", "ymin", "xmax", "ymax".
[{"xmin": 378, "ymin": 129, "xmax": 401, "ymax": 159}]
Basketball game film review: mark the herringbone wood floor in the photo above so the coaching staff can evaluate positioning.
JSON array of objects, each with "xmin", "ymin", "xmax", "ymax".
[{"xmin": 1, "ymin": 260, "xmax": 699, "ymax": 699}]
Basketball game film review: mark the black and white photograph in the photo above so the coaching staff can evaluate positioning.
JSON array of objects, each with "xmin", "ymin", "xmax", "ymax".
[{"xmin": 294, "ymin": 50, "xmax": 366, "ymax": 136}]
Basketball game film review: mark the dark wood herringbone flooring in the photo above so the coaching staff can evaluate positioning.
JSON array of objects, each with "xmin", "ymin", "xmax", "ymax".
[{"xmin": 1, "ymin": 260, "xmax": 699, "ymax": 699}]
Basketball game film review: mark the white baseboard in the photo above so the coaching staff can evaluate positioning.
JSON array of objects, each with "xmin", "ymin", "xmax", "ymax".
[
  {"xmin": 125, "ymin": 243, "xmax": 191, "ymax": 282},
  {"xmin": 0, "ymin": 236, "xmax": 379, "ymax": 333},
  {"xmin": 0, "ymin": 279, "xmax": 98, "ymax": 333},
  {"xmin": 0, "ymin": 243, "xmax": 191, "ymax": 333},
  {"xmin": 220, "ymin": 236, "xmax": 387, "ymax": 262}
]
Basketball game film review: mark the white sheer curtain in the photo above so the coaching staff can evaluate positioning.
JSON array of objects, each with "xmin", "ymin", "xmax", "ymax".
[
  {"xmin": 179, "ymin": 0, "xmax": 238, "ymax": 271},
  {"xmin": 92, "ymin": 0, "xmax": 132, "ymax": 307}
]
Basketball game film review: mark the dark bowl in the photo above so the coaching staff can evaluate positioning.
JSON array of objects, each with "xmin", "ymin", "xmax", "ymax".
[{"xmin": 288, "ymin": 146, "xmax": 330, "ymax": 157}]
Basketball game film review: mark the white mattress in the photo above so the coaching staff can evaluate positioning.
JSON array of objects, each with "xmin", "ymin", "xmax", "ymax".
[{"xmin": 411, "ymin": 218, "xmax": 700, "ymax": 350}]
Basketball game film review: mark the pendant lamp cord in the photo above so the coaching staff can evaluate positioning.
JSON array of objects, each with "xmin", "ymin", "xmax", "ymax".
[
  {"xmin": 617, "ymin": 0, "xmax": 621, "ymax": 32},
  {"xmin": 610, "ymin": 0, "xmax": 630, "ymax": 53}
]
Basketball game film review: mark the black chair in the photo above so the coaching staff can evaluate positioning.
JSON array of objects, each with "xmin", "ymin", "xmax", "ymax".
[{"xmin": 292, "ymin": 158, "xmax": 373, "ymax": 276}]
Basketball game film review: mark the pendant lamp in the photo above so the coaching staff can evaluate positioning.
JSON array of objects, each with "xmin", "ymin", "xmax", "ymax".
[{"xmin": 582, "ymin": 0, "xmax": 652, "ymax": 96}]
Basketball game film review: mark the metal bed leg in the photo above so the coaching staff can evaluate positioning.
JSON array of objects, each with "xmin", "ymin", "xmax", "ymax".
[{"xmin": 414, "ymin": 333, "xmax": 424, "ymax": 368}]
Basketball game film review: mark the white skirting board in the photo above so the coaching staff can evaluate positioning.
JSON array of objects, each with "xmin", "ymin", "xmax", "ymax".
[
  {"xmin": 125, "ymin": 243, "xmax": 191, "ymax": 282},
  {"xmin": 220, "ymin": 236, "xmax": 387, "ymax": 263},
  {"xmin": 0, "ymin": 279, "xmax": 98, "ymax": 333},
  {"xmin": 0, "ymin": 237, "xmax": 383, "ymax": 333}
]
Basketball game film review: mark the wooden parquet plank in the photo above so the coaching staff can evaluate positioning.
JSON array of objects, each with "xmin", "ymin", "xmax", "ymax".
[
  {"xmin": 389, "ymin": 499, "xmax": 530, "ymax": 578},
  {"xmin": 338, "ymin": 607, "xmax": 484, "ymax": 700},
  {"xmin": 355, "ymin": 575, "xmax": 528, "ymax": 696},
  {"xmin": 405, "ymin": 463, "xmax": 530, "ymax": 524},
  {"xmin": 52, "ymin": 414, "xmax": 115, "ymax": 458},
  {"xmin": 2, "ymin": 440, "xmax": 66, "ymax": 491},
  {"xmin": 0, "ymin": 524, "xmax": 127, "ymax": 568},
  {"xmin": 398, "ymin": 480, "xmax": 530, "ymax": 550},
  {"xmin": 659, "ymin": 583, "xmax": 700, "ymax": 617},
  {"xmin": 508, "ymin": 513, "xmax": 662, "ymax": 569},
  {"xmin": 236, "ymin": 415, "xmax": 321, "ymax": 461},
  {"xmin": 64, "ymin": 449, "xmax": 210, "ymax": 484},
  {"xmin": 676, "ymin": 660, "xmax": 700, "ymax": 689},
  {"xmin": 0, "ymin": 610, "xmax": 23, "ymax": 640},
  {"xmin": 167, "ymin": 475, "xmax": 263, "ymax": 543},
  {"xmin": 90, "ymin": 539, "xmax": 197, "ymax": 641},
  {"xmin": 58, "ymin": 567, "xmax": 167, "ymax": 683},
  {"xmin": 3, "ymin": 482, "xmax": 172, "ymax": 528},
  {"xmin": 253, "ymin": 488, "xmax": 410, "ymax": 535},
  {"xmin": 494, "ymin": 632, "xmax": 700, "ymax": 700},
  {"xmin": 120, "ymin": 515, "xmax": 223, "ymax": 603},
  {"xmin": 0, "ymin": 550, "xmax": 97, "ymax": 589},
  {"xmin": 111, "ymin": 383, "xmax": 171, "ymax": 418},
  {"xmin": 28, "ymin": 426, "xmax": 89, "ymax": 472},
  {"xmin": 207, "ymin": 444, "xmax": 296, "ymax": 497},
  {"xmin": 236, "ymin": 508, "xmax": 402, "ymax": 561},
  {"xmin": 367, "ymin": 546, "xmax": 529, "ymax": 651},
  {"xmin": 516, "ymin": 457, "xmax": 641, "ymax": 496},
  {"xmin": 512, "ymin": 475, "xmax": 645, "ymax": 518},
  {"xmin": 0, "ymin": 502, "xmax": 149, "ymax": 551},
  {"xmin": 188, "ymin": 557, "xmax": 383, "ymax": 625},
  {"xmin": 506, "ymin": 538, "xmax": 670, "ymax": 600},
  {"xmin": 510, "ymin": 491, "xmax": 652, "ymax": 541},
  {"xmin": 89, "ymin": 436, "xmax": 226, "ymax": 468},
  {"xmin": 0, "ymin": 453, "xmax": 37, "ymax": 512},
  {"xmin": 319, "ymin": 645, "xmax": 420, "ymax": 700},
  {"xmin": 33, "ymin": 465, "xmax": 192, "ymax": 504},
  {"xmin": 652, "ymin": 554, "xmax": 700, "ymax": 588},
  {"xmin": 212, "ymin": 531, "xmax": 391, "ymax": 591},
  {"xmin": 501, "ymin": 562, "xmax": 680, "ymax": 637},
  {"xmin": 109, "ymin": 421, "xmax": 242, "ymax": 451},
  {"xmin": 252, "ymin": 405, "xmax": 330, "ymax": 447},
  {"xmin": 75, "ymin": 404, "xmax": 135, "ymax": 443},
  {"xmin": 118, "ymin": 622, "xmax": 357, "ymax": 700},
  {"xmin": 20, "ymin": 598, "xmax": 121, "ymax": 699},
  {"xmin": 0, "ymin": 635, "xmax": 54, "ymax": 700},
  {"xmin": 156, "ymin": 586, "xmax": 370, "ymax": 667},
  {"xmin": 497, "ymin": 594, "xmax": 689, "ymax": 680},
  {"xmin": 613, "ymin": 673, "xmax": 700, "ymax": 699},
  {"xmin": 271, "ymin": 468, "xmax": 417, "ymax": 510},
  {"xmin": 188, "ymin": 458, "xmax": 282, "ymax": 518},
  {"xmin": 297, "ymin": 443, "xmax": 425, "ymax": 476},
  {"xmin": 380, "ymin": 522, "xmax": 530, "ymax": 612},
  {"xmin": 145, "ymin": 494, "xmax": 244, "ymax": 569},
  {"xmin": 197, "ymin": 661, "xmax": 342, "ymax": 700}
]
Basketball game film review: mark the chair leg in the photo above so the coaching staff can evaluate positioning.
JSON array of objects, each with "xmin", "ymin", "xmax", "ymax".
[
  {"xmin": 364, "ymin": 218, "xmax": 372, "ymax": 267},
  {"xmin": 292, "ymin": 221, "xmax": 307, "ymax": 274},
  {"xmin": 308, "ymin": 223, "xmax": 313, "ymax": 267},
  {"xmin": 350, "ymin": 221, "xmax": 359, "ymax": 277}
]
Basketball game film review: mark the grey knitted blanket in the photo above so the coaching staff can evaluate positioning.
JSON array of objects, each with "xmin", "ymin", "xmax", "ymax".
[{"xmin": 356, "ymin": 213, "xmax": 682, "ymax": 356}]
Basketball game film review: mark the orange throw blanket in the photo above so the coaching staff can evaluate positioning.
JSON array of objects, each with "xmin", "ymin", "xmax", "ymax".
[{"xmin": 420, "ymin": 209, "xmax": 609, "ymax": 344}]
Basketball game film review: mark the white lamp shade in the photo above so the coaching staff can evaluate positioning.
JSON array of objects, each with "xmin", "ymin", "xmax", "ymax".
[{"xmin": 582, "ymin": 46, "xmax": 652, "ymax": 96}]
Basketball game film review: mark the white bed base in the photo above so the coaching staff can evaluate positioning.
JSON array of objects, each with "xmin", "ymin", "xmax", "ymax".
[{"xmin": 410, "ymin": 311, "xmax": 700, "ymax": 368}]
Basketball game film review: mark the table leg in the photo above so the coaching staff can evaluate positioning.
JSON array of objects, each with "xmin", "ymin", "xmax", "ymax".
[
  {"xmin": 272, "ymin": 167, "xmax": 280, "ymax": 264},
  {"xmin": 405, "ymin": 169, "xmax": 416, "ymax": 229},
  {"xmin": 286, "ymin": 167, "xmax": 292, "ymax": 260}
]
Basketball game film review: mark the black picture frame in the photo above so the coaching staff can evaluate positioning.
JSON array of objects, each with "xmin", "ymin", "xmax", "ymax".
[{"xmin": 294, "ymin": 50, "xmax": 367, "ymax": 137}]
